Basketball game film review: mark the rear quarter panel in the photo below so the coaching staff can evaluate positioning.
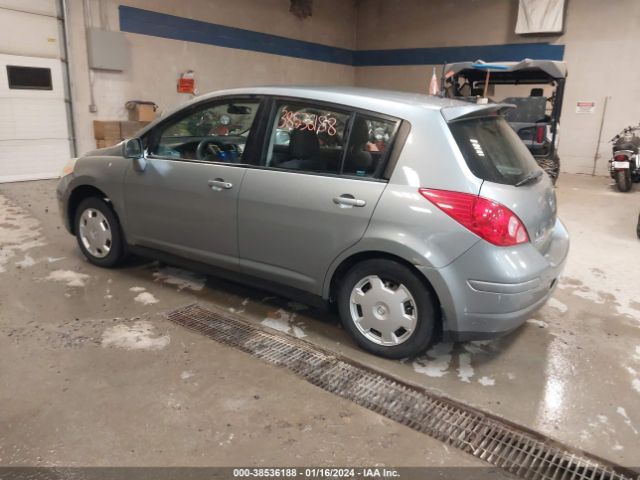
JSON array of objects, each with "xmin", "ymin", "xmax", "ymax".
[{"xmin": 322, "ymin": 110, "xmax": 482, "ymax": 297}]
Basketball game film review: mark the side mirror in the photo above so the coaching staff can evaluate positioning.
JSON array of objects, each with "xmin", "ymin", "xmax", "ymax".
[
  {"xmin": 124, "ymin": 138, "xmax": 146, "ymax": 172},
  {"xmin": 124, "ymin": 138, "xmax": 143, "ymax": 158}
]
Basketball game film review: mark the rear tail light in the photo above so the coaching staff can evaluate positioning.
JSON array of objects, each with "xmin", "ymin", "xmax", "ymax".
[
  {"xmin": 419, "ymin": 189, "xmax": 529, "ymax": 247},
  {"xmin": 536, "ymin": 125, "xmax": 545, "ymax": 143},
  {"xmin": 614, "ymin": 154, "xmax": 628, "ymax": 162}
]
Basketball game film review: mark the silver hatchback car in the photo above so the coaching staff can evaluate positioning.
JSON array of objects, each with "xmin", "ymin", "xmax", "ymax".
[{"xmin": 57, "ymin": 86, "xmax": 569, "ymax": 358}]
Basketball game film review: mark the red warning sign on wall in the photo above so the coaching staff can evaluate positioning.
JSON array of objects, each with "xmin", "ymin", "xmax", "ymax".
[{"xmin": 177, "ymin": 71, "xmax": 195, "ymax": 94}]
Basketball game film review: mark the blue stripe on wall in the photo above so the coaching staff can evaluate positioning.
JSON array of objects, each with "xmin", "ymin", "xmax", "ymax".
[
  {"xmin": 119, "ymin": 6, "xmax": 354, "ymax": 65},
  {"xmin": 118, "ymin": 5, "xmax": 565, "ymax": 67},
  {"xmin": 353, "ymin": 43, "xmax": 565, "ymax": 66}
]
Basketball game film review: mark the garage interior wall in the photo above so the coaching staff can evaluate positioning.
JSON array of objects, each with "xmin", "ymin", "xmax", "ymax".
[
  {"xmin": 26, "ymin": 0, "xmax": 640, "ymax": 177},
  {"xmin": 66, "ymin": 0, "xmax": 357, "ymax": 156},
  {"xmin": 355, "ymin": 0, "xmax": 640, "ymax": 176}
]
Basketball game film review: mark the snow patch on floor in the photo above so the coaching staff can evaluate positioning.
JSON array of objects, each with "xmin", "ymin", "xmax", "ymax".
[
  {"xmin": 129, "ymin": 286, "xmax": 146, "ymax": 292},
  {"xmin": 180, "ymin": 371, "xmax": 195, "ymax": 380},
  {"xmin": 527, "ymin": 319, "xmax": 548, "ymax": 328},
  {"xmin": 261, "ymin": 309, "xmax": 306, "ymax": 338},
  {"xmin": 457, "ymin": 353, "xmax": 474, "ymax": 383},
  {"xmin": 0, "ymin": 195, "xmax": 45, "ymax": 273},
  {"xmin": 152, "ymin": 266, "xmax": 206, "ymax": 291},
  {"xmin": 547, "ymin": 297, "xmax": 568, "ymax": 314},
  {"xmin": 47, "ymin": 256, "xmax": 65, "ymax": 263},
  {"xmin": 134, "ymin": 292, "xmax": 159, "ymax": 305},
  {"xmin": 413, "ymin": 343, "xmax": 453, "ymax": 378},
  {"xmin": 101, "ymin": 320, "xmax": 169, "ymax": 350},
  {"xmin": 616, "ymin": 406, "xmax": 638, "ymax": 435},
  {"xmin": 478, "ymin": 376, "xmax": 495, "ymax": 386},
  {"xmin": 45, "ymin": 269, "xmax": 90, "ymax": 287},
  {"xmin": 15, "ymin": 254, "xmax": 36, "ymax": 268}
]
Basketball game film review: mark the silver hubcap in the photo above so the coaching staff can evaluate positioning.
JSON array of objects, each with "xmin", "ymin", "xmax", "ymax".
[
  {"xmin": 349, "ymin": 275, "xmax": 418, "ymax": 346},
  {"xmin": 78, "ymin": 208, "xmax": 112, "ymax": 259}
]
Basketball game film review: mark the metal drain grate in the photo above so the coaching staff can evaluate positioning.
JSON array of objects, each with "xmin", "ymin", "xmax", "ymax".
[{"xmin": 167, "ymin": 304, "xmax": 639, "ymax": 480}]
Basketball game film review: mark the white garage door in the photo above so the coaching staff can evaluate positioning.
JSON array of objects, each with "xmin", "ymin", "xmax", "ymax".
[{"xmin": 0, "ymin": 54, "xmax": 71, "ymax": 182}]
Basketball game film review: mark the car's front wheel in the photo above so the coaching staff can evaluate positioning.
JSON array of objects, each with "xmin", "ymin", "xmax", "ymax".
[
  {"xmin": 337, "ymin": 259, "xmax": 437, "ymax": 359},
  {"xmin": 74, "ymin": 197, "xmax": 125, "ymax": 267}
]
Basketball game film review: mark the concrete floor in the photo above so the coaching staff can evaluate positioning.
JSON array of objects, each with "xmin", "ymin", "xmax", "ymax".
[{"xmin": 0, "ymin": 173, "xmax": 639, "ymax": 468}]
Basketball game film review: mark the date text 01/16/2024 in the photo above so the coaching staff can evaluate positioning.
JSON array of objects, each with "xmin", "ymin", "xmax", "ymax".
[{"xmin": 232, "ymin": 468, "xmax": 400, "ymax": 478}]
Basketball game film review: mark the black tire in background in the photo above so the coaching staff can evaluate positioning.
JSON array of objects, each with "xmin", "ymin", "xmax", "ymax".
[
  {"xmin": 337, "ymin": 259, "xmax": 437, "ymax": 359},
  {"xmin": 615, "ymin": 169, "xmax": 632, "ymax": 192},
  {"xmin": 74, "ymin": 197, "xmax": 126, "ymax": 268},
  {"xmin": 538, "ymin": 155, "xmax": 560, "ymax": 185},
  {"xmin": 636, "ymin": 212, "xmax": 640, "ymax": 239}
]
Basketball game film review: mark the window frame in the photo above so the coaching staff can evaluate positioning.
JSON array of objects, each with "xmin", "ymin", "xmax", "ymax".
[
  {"xmin": 251, "ymin": 95, "xmax": 405, "ymax": 183},
  {"xmin": 144, "ymin": 95, "xmax": 266, "ymax": 167},
  {"xmin": 6, "ymin": 65, "xmax": 53, "ymax": 91}
]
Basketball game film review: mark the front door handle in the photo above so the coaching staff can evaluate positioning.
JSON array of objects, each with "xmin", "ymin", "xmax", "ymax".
[
  {"xmin": 208, "ymin": 179, "xmax": 233, "ymax": 191},
  {"xmin": 333, "ymin": 194, "xmax": 366, "ymax": 208}
]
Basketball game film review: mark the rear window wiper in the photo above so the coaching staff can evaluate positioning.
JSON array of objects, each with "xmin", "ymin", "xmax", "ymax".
[{"xmin": 515, "ymin": 170, "xmax": 543, "ymax": 187}]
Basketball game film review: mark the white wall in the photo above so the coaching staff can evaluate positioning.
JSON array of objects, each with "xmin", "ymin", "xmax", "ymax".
[
  {"xmin": 67, "ymin": 0, "xmax": 357, "ymax": 155},
  {"xmin": 355, "ymin": 0, "xmax": 640, "ymax": 176}
]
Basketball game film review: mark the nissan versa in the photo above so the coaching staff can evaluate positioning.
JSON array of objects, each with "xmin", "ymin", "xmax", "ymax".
[{"xmin": 56, "ymin": 86, "xmax": 569, "ymax": 358}]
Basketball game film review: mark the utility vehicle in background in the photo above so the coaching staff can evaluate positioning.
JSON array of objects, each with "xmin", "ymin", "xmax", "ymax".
[{"xmin": 443, "ymin": 59, "xmax": 567, "ymax": 184}]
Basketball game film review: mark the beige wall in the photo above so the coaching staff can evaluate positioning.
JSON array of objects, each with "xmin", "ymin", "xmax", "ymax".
[
  {"xmin": 355, "ymin": 0, "xmax": 640, "ymax": 176},
  {"xmin": 68, "ymin": 0, "xmax": 357, "ymax": 155}
]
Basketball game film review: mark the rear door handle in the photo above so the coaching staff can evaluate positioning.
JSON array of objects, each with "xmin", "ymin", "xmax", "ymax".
[
  {"xmin": 208, "ymin": 179, "xmax": 233, "ymax": 190},
  {"xmin": 333, "ymin": 194, "xmax": 366, "ymax": 208}
]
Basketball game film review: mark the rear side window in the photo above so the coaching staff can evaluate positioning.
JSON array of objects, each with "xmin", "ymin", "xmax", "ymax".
[
  {"xmin": 264, "ymin": 101, "xmax": 400, "ymax": 179},
  {"xmin": 449, "ymin": 116, "xmax": 540, "ymax": 185},
  {"xmin": 343, "ymin": 114, "xmax": 398, "ymax": 178},
  {"xmin": 265, "ymin": 102, "xmax": 350, "ymax": 175}
]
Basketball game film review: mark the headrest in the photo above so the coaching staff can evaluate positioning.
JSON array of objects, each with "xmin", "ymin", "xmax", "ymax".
[
  {"xmin": 289, "ymin": 127, "xmax": 320, "ymax": 159},
  {"xmin": 350, "ymin": 117, "xmax": 370, "ymax": 149}
]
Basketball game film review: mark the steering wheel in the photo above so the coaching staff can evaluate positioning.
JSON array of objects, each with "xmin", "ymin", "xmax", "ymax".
[{"xmin": 196, "ymin": 139, "xmax": 221, "ymax": 160}]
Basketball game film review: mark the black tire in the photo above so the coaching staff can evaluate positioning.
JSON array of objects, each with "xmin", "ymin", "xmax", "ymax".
[
  {"xmin": 74, "ymin": 197, "xmax": 125, "ymax": 267},
  {"xmin": 538, "ymin": 155, "xmax": 560, "ymax": 185},
  {"xmin": 615, "ymin": 169, "xmax": 632, "ymax": 192},
  {"xmin": 336, "ymin": 259, "xmax": 437, "ymax": 359},
  {"xmin": 636, "ymin": 212, "xmax": 640, "ymax": 239}
]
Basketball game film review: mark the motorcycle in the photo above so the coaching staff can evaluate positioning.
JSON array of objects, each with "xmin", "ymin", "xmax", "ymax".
[{"xmin": 609, "ymin": 124, "xmax": 640, "ymax": 192}]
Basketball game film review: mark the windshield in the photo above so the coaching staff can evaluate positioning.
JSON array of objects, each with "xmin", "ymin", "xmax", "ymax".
[{"xmin": 449, "ymin": 116, "xmax": 541, "ymax": 185}]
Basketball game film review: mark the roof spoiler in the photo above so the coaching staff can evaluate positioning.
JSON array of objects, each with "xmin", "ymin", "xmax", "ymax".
[{"xmin": 442, "ymin": 103, "xmax": 515, "ymax": 122}]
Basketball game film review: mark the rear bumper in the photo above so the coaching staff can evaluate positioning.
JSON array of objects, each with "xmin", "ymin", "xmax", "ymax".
[{"xmin": 418, "ymin": 218, "xmax": 569, "ymax": 341}]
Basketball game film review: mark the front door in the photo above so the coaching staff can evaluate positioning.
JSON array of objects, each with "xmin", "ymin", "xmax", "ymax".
[
  {"xmin": 124, "ymin": 97, "xmax": 262, "ymax": 270},
  {"xmin": 238, "ymin": 100, "xmax": 400, "ymax": 295}
]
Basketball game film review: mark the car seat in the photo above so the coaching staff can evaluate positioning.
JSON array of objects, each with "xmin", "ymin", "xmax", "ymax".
[
  {"xmin": 277, "ymin": 127, "xmax": 324, "ymax": 171},
  {"xmin": 343, "ymin": 117, "xmax": 373, "ymax": 176}
]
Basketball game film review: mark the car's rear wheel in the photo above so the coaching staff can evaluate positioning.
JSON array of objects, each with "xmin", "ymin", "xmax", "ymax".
[
  {"xmin": 337, "ymin": 259, "xmax": 436, "ymax": 359},
  {"xmin": 74, "ymin": 197, "xmax": 125, "ymax": 267}
]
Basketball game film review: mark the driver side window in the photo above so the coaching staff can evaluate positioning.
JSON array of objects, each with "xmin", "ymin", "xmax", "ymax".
[{"xmin": 152, "ymin": 99, "xmax": 260, "ymax": 163}]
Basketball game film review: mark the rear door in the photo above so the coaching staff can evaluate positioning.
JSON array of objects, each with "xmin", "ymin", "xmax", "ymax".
[
  {"xmin": 237, "ymin": 99, "xmax": 400, "ymax": 294},
  {"xmin": 448, "ymin": 115, "xmax": 557, "ymax": 252}
]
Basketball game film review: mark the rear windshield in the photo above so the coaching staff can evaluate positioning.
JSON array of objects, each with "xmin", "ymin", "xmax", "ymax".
[{"xmin": 449, "ymin": 116, "xmax": 540, "ymax": 185}]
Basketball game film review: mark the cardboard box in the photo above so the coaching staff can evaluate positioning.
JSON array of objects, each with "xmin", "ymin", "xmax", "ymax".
[
  {"xmin": 93, "ymin": 120, "xmax": 121, "ymax": 140},
  {"xmin": 120, "ymin": 121, "xmax": 149, "ymax": 139},
  {"xmin": 127, "ymin": 103, "xmax": 156, "ymax": 122},
  {"xmin": 96, "ymin": 138, "xmax": 121, "ymax": 149}
]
